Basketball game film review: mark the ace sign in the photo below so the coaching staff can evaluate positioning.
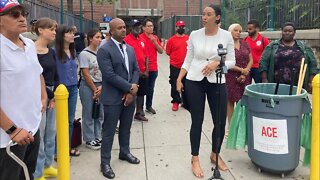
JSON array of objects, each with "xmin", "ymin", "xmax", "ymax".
[{"xmin": 253, "ymin": 116, "xmax": 289, "ymax": 154}]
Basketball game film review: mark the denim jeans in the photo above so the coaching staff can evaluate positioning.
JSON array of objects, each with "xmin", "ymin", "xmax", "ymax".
[
  {"xmin": 79, "ymin": 80, "xmax": 103, "ymax": 142},
  {"xmin": 143, "ymin": 71, "xmax": 158, "ymax": 109},
  {"xmin": 34, "ymin": 103, "xmax": 56, "ymax": 178},
  {"xmin": 66, "ymin": 85, "xmax": 78, "ymax": 148}
]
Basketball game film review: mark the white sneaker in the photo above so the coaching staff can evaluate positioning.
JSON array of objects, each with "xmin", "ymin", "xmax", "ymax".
[{"xmin": 86, "ymin": 140, "xmax": 101, "ymax": 150}]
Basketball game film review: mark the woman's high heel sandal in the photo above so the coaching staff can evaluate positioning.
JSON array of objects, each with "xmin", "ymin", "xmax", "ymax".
[
  {"xmin": 191, "ymin": 157, "xmax": 204, "ymax": 178},
  {"xmin": 210, "ymin": 152, "xmax": 229, "ymax": 171}
]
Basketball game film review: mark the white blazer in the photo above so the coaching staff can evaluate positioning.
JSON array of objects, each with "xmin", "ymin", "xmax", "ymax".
[{"xmin": 182, "ymin": 28, "xmax": 235, "ymax": 83}]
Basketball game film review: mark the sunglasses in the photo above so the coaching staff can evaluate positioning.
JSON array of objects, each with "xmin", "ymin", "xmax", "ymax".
[{"xmin": 0, "ymin": 9, "xmax": 29, "ymax": 18}]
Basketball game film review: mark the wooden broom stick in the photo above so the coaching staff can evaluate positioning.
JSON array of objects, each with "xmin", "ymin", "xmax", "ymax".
[
  {"xmin": 297, "ymin": 64, "xmax": 307, "ymax": 95},
  {"xmin": 296, "ymin": 58, "xmax": 305, "ymax": 95}
]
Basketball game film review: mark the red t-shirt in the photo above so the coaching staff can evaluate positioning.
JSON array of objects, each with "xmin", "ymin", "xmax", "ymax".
[
  {"xmin": 124, "ymin": 33, "xmax": 147, "ymax": 73},
  {"xmin": 244, "ymin": 33, "xmax": 270, "ymax": 68},
  {"xmin": 139, "ymin": 33, "xmax": 162, "ymax": 71},
  {"xmin": 166, "ymin": 34, "xmax": 189, "ymax": 68}
]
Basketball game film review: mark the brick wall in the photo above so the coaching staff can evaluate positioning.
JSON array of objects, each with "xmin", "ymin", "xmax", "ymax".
[{"xmin": 41, "ymin": 0, "xmax": 221, "ymax": 24}]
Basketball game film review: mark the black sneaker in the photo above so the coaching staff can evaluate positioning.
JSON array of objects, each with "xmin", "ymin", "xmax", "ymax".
[
  {"xmin": 146, "ymin": 107, "xmax": 156, "ymax": 114},
  {"xmin": 86, "ymin": 140, "xmax": 101, "ymax": 150},
  {"xmin": 95, "ymin": 138, "xmax": 102, "ymax": 145}
]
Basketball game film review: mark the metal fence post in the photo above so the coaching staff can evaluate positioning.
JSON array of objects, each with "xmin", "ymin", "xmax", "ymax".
[{"xmin": 60, "ymin": 0, "xmax": 64, "ymax": 24}]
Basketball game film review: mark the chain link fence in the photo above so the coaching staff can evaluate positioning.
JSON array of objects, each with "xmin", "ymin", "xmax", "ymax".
[
  {"xmin": 161, "ymin": 0, "xmax": 319, "ymax": 38},
  {"xmin": 24, "ymin": 0, "xmax": 97, "ymax": 33}
]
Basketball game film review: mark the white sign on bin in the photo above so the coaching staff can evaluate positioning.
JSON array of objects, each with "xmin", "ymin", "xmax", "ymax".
[{"xmin": 252, "ymin": 116, "xmax": 288, "ymax": 154}]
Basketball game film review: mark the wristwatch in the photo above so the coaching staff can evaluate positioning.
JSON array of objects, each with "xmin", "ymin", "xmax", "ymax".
[{"xmin": 6, "ymin": 124, "xmax": 17, "ymax": 134}]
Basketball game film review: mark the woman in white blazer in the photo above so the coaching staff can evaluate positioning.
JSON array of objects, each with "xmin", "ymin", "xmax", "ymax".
[{"xmin": 177, "ymin": 4, "xmax": 235, "ymax": 178}]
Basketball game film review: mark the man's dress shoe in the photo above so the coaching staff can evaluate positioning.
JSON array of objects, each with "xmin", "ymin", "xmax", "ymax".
[
  {"xmin": 100, "ymin": 164, "xmax": 115, "ymax": 179},
  {"xmin": 119, "ymin": 153, "xmax": 140, "ymax": 164}
]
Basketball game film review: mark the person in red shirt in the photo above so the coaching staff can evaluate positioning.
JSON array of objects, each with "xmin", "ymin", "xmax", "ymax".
[
  {"xmin": 244, "ymin": 19, "xmax": 270, "ymax": 83},
  {"xmin": 166, "ymin": 20, "xmax": 189, "ymax": 111},
  {"xmin": 124, "ymin": 19, "xmax": 149, "ymax": 121},
  {"xmin": 139, "ymin": 18, "xmax": 164, "ymax": 114}
]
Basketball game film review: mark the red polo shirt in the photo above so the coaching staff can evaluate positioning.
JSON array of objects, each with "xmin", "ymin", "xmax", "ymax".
[
  {"xmin": 166, "ymin": 34, "xmax": 189, "ymax": 68},
  {"xmin": 124, "ymin": 33, "xmax": 147, "ymax": 73},
  {"xmin": 244, "ymin": 33, "xmax": 270, "ymax": 68},
  {"xmin": 139, "ymin": 33, "xmax": 162, "ymax": 71}
]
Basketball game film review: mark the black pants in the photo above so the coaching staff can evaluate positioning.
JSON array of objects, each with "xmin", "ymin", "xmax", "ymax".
[
  {"xmin": 0, "ymin": 131, "xmax": 40, "ymax": 180},
  {"xmin": 185, "ymin": 78, "xmax": 227, "ymax": 156},
  {"xmin": 169, "ymin": 65, "xmax": 182, "ymax": 104}
]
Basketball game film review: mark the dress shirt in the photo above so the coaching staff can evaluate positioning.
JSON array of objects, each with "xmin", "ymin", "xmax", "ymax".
[{"xmin": 111, "ymin": 37, "xmax": 129, "ymax": 73}]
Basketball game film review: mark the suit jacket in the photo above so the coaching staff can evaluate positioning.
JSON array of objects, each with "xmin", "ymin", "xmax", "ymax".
[{"xmin": 97, "ymin": 39, "xmax": 140, "ymax": 105}]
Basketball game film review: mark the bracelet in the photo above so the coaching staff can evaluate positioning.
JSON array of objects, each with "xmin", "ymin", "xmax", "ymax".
[
  {"xmin": 11, "ymin": 128, "xmax": 23, "ymax": 140},
  {"xmin": 241, "ymin": 68, "xmax": 244, "ymax": 74}
]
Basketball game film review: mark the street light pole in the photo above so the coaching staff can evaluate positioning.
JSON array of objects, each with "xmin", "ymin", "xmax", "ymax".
[{"xmin": 60, "ymin": 0, "xmax": 64, "ymax": 24}]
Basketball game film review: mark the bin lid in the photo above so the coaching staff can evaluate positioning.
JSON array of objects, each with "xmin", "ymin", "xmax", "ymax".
[{"xmin": 244, "ymin": 83, "xmax": 307, "ymax": 99}]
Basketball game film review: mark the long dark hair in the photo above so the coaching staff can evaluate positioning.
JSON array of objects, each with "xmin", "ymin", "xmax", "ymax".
[{"xmin": 55, "ymin": 25, "xmax": 75, "ymax": 63}]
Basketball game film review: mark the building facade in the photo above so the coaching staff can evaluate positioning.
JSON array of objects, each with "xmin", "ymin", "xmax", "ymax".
[{"xmin": 41, "ymin": 0, "xmax": 219, "ymax": 25}]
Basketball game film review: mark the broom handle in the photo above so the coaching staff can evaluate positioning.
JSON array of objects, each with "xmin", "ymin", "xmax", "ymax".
[
  {"xmin": 296, "ymin": 58, "xmax": 305, "ymax": 95},
  {"xmin": 297, "ymin": 64, "xmax": 308, "ymax": 95}
]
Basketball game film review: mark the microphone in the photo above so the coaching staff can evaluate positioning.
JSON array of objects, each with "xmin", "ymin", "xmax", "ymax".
[{"xmin": 217, "ymin": 44, "xmax": 228, "ymax": 74}]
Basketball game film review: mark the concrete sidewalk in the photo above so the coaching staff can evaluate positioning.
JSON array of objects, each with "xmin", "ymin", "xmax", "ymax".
[{"xmin": 54, "ymin": 53, "xmax": 310, "ymax": 180}]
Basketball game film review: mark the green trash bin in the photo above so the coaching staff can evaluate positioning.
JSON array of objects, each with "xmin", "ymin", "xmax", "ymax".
[{"xmin": 241, "ymin": 83, "xmax": 311, "ymax": 177}]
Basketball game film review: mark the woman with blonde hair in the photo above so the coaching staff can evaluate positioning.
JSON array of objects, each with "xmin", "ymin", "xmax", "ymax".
[
  {"xmin": 31, "ymin": 17, "xmax": 59, "ymax": 180},
  {"xmin": 226, "ymin": 24, "xmax": 253, "ymax": 127}
]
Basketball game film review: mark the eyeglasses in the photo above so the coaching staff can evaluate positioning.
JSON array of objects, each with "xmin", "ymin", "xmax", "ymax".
[{"xmin": 0, "ymin": 9, "xmax": 29, "ymax": 18}]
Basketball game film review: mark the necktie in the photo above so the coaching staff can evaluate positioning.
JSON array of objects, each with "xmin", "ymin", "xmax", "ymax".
[
  {"xmin": 119, "ymin": 43, "xmax": 130, "ymax": 79},
  {"xmin": 119, "ymin": 43, "xmax": 124, "ymax": 55}
]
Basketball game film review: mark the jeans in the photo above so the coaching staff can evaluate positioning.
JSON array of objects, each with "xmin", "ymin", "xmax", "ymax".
[
  {"xmin": 143, "ymin": 71, "xmax": 158, "ymax": 109},
  {"xmin": 66, "ymin": 85, "xmax": 78, "ymax": 148},
  {"xmin": 250, "ymin": 68, "xmax": 261, "ymax": 83},
  {"xmin": 0, "ymin": 131, "xmax": 40, "ymax": 180},
  {"xmin": 33, "ymin": 103, "xmax": 56, "ymax": 178},
  {"xmin": 79, "ymin": 80, "xmax": 103, "ymax": 142}
]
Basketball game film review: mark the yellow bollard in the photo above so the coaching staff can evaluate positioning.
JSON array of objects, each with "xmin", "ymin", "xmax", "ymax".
[
  {"xmin": 54, "ymin": 84, "xmax": 70, "ymax": 180},
  {"xmin": 310, "ymin": 74, "xmax": 320, "ymax": 180}
]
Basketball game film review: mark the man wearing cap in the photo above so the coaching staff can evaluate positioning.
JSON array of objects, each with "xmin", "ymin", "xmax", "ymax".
[
  {"xmin": 0, "ymin": 0, "xmax": 47, "ymax": 179},
  {"xmin": 166, "ymin": 20, "xmax": 189, "ymax": 111},
  {"xmin": 140, "ymin": 18, "xmax": 164, "ymax": 115},
  {"xmin": 124, "ymin": 19, "xmax": 149, "ymax": 121}
]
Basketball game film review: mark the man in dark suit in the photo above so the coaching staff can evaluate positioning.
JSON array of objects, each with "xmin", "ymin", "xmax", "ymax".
[{"xmin": 97, "ymin": 18, "xmax": 140, "ymax": 179}]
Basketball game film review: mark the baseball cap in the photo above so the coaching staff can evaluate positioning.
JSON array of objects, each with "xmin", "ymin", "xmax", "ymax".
[
  {"xmin": 176, "ymin": 20, "xmax": 185, "ymax": 27},
  {"xmin": 0, "ymin": 0, "xmax": 27, "ymax": 14},
  {"xmin": 130, "ymin": 19, "xmax": 141, "ymax": 27}
]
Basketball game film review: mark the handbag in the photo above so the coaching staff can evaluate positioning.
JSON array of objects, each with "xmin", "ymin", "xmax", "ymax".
[
  {"xmin": 71, "ymin": 118, "xmax": 82, "ymax": 148},
  {"xmin": 92, "ymin": 99, "xmax": 101, "ymax": 119}
]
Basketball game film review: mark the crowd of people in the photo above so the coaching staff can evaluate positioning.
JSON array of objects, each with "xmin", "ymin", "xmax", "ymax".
[{"xmin": 0, "ymin": 0, "xmax": 319, "ymax": 180}]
